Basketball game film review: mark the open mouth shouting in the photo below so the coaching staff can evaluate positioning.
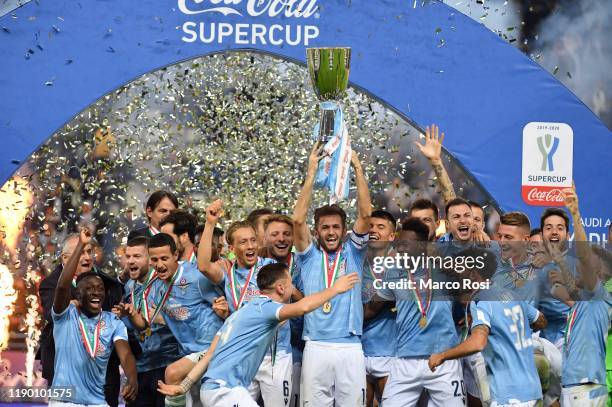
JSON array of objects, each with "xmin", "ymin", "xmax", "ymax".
[
  {"xmin": 457, "ymin": 225, "xmax": 471, "ymax": 240},
  {"xmin": 244, "ymin": 250, "xmax": 257, "ymax": 264},
  {"xmin": 87, "ymin": 296, "xmax": 102, "ymax": 312}
]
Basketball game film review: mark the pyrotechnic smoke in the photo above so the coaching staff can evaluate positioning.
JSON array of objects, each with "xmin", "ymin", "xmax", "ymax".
[
  {"xmin": 0, "ymin": 263, "xmax": 17, "ymax": 355},
  {"xmin": 532, "ymin": 0, "xmax": 611, "ymax": 128}
]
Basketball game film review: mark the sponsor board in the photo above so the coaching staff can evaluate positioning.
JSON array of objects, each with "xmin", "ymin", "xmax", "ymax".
[
  {"xmin": 521, "ymin": 122, "xmax": 573, "ymax": 206},
  {"xmin": 178, "ymin": 0, "xmax": 320, "ymax": 46}
]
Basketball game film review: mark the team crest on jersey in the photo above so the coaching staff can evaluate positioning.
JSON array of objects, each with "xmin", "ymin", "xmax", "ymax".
[
  {"xmin": 99, "ymin": 319, "xmax": 107, "ymax": 331},
  {"xmin": 177, "ymin": 278, "xmax": 190, "ymax": 293},
  {"xmin": 167, "ymin": 305, "xmax": 190, "ymax": 321}
]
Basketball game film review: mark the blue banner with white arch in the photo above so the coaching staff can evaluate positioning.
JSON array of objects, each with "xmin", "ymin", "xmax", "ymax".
[{"xmin": 0, "ymin": 0, "xmax": 610, "ymax": 238}]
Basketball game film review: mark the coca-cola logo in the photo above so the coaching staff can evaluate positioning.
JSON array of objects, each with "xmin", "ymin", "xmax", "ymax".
[
  {"xmin": 526, "ymin": 188, "xmax": 564, "ymax": 203},
  {"xmin": 178, "ymin": 0, "xmax": 319, "ymax": 19}
]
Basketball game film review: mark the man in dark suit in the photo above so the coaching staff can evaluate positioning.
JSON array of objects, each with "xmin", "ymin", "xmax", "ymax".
[
  {"xmin": 38, "ymin": 233, "xmax": 124, "ymax": 407},
  {"xmin": 127, "ymin": 190, "xmax": 178, "ymax": 241}
]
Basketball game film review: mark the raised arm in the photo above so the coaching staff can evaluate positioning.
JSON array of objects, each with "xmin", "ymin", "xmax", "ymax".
[
  {"xmin": 351, "ymin": 151, "xmax": 372, "ymax": 235},
  {"xmin": 157, "ymin": 335, "xmax": 220, "ymax": 396},
  {"xmin": 293, "ymin": 142, "xmax": 324, "ymax": 252},
  {"xmin": 278, "ymin": 272, "xmax": 359, "ymax": 320},
  {"xmin": 53, "ymin": 229, "xmax": 91, "ymax": 314},
  {"xmin": 563, "ymin": 184, "xmax": 597, "ymax": 291},
  {"xmin": 197, "ymin": 199, "xmax": 226, "ymax": 285},
  {"xmin": 414, "ymin": 124, "xmax": 456, "ymax": 203}
]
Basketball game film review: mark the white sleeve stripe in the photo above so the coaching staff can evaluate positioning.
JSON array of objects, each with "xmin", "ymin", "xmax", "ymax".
[{"xmin": 275, "ymin": 306, "xmax": 282, "ymax": 321}]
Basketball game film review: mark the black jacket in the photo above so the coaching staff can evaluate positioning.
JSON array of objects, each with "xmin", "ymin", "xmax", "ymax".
[{"xmin": 37, "ymin": 265, "xmax": 124, "ymax": 382}]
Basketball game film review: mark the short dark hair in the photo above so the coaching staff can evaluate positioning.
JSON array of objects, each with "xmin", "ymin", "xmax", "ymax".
[
  {"xmin": 148, "ymin": 233, "xmax": 176, "ymax": 253},
  {"xmin": 445, "ymin": 197, "xmax": 471, "ymax": 218},
  {"xmin": 75, "ymin": 271, "xmax": 102, "ymax": 287},
  {"xmin": 145, "ymin": 190, "xmax": 179, "ymax": 221},
  {"xmin": 226, "ymin": 221, "xmax": 255, "ymax": 245},
  {"xmin": 468, "ymin": 200, "xmax": 483, "ymax": 210},
  {"xmin": 530, "ymin": 228, "xmax": 542, "ymax": 237},
  {"xmin": 213, "ymin": 227, "xmax": 224, "ymax": 239},
  {"xmin": 127, "ymin": 236, "xmax": 149, "ymax": 249},
  {"xmin": 247, "ymin": 208, "xmax": 274, "ymax": 226},
  {"xmin": 540, "ymin": 208, "xmax": 570, "ymax": 232},
  {"xmin": 257, "ymin": 263, "xmax": 289, "ymax": 290},
  {"xmin": 371, "ymin": 209, "xmax": 396, "ymax": 228},
  {"xmin": 159, "ymin": 209, "xmax": 197, "ymax": 244},
  {"xmin": 409, "ymin": 198, "xmax": 439, "ymax": 221},
  {"xmin": 400, "ymin": 217, "xmax": 429, "ymax": 241},
  {"xmin": 314, "ymin": 204, "xmax": 347, "ymax": 228},
  {"xmin": 500, "ymin": 212, "xmax": 531, "ymax": 231}
]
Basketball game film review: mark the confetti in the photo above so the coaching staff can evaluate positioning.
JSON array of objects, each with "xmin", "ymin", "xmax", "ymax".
[{"xmin": 1, "ymin": 52, "xmax": 496, "ymax": 278}]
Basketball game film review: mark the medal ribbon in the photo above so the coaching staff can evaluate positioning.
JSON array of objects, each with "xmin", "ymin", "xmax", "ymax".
[
  {"xmin": 322, "ymin": 246, "xmax": 343, "ymax": 289},
  {"xmin": 229, "ymin": 262, "xmax": 256, "ymax": 310},
  {"xmin": 147, "ymin": 265, "xmax": 180, "ymax": 325},
  {"xmin": 77, "ymin": 312, "xmax": 102, "ymax": 358},
  {"xmin": 132, "ymin": 269, "xmax": 158, "ymax": 321},
  {"xmin": 148, "ymin": 226, "xmax": 160, "ymax": 236},
  {"xmin": 287, "ymin": 253, "xmax": 295, "ymax": 276},
  {"xmin": 407, "ymin": 268, "xmax": 432, "ymax": 319},
  {"xmin": 563, "ymin": 307, "xmax": 578, "ymax": 353},
  {"xmin": 188, "ymin": 248, "xmax": 197, "ymax": 264}
]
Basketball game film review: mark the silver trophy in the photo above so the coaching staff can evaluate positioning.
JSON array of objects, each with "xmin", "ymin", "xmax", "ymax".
[{"xmin": 306, "ymin": 47, "xmax": 351, "ymax": 143}]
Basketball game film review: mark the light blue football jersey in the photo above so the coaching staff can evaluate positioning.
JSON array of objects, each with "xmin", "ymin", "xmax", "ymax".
[
  {"xmin": 124, "ymin": 278, "xmax": 180, "ymax": 372},
  {"xmin": 378, "ymin": 267, "xmax": 458, "ymax": 357},
  {"xmin": 562, "ymin": 283, "xmax": 612, "ymax": 387},
  {"xmin": 362, "ymin": 263, "xmax": 397, "ymax": 357},
  {"xmin": 202, "ymin": 296, "xmax": 285, "ymax": 390},
  {"xmin": 150, "ymin": 261, "xmax": 224, "ymax": 355},
  {"xmin": 223, "ymin": 256, "xmax": 291, "ymax": 355},
  {"xmin": 537, "ymin": 254, "xmax": 578, "ymax": 343},
  {"xmin": 471, "ymin": 300, "xmax": 542, "ymax": 404},
  {"xmin": 295, "ymin": 232, "xmax": 368, "ymax": 342},
  {"xmin": 50, "ymin": 304, "xmax": 127, "ymax": 405}
]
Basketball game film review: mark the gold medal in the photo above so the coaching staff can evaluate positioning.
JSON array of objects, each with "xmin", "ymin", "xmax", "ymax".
[
  {"xmin": 145, "ymin": 327, "xmax": 152, "ymax": 337},
  {"xmin": 515, "ymin": 279, "xmax": 525, "ymax": 288},
  {"xmin": 323, "ymin": 301, "xmax": 332, "ymax": 314},
  {"xmin": 419, "ymin": 316, "xmax": 427, "ymax": 328}
]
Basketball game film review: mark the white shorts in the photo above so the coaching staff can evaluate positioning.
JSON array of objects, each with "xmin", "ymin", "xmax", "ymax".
[
  {"xmin": 365, "ymin": 356, "xmax": 394, "ymax": 379},
  {"xmin": 561, "ymin": 384, "xmax": 608, "ymax": 407},
  {"xmin": 490, "ymin": 400, "xmax": 540, "ymax": 407},
  {"xmin": 532, "ymin": 334, "xmax": 562, "ymax": 406},
  {"xmin": 301, "ymin": 340, "xmax": 366, "ymax": 406},
  {"xmin": 48, "ymin": 402, "xmax": 108, "ymax": 407},
  {"xmin": 248, "ymin": 352, "xmax": 292, "ymax": 407},
  {"xmin": 463, "ymin": 352, "xmax": 490, "ymax": 405},
  {"xmin": 290, "ymin": 362, "xmax": 301, "ymax": 407},
  {"xmin": 382, "ymin": 357, "xmax": 465, "ymax": 407},
  {"xmin": 185, "ymin": 349, "xmax": 207, "ymax": 363},
  {"xmin": 200, "ymin": 386, "xmax": 258, "ymax": 407}
]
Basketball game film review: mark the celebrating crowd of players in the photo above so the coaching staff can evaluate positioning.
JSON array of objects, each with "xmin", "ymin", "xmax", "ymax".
[{"xmin": 38, "ymin": 124, "xmax": 611, "ymax": 407}]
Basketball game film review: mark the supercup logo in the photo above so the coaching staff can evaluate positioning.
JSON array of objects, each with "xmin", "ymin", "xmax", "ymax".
[
  {"xmin": 178, "ymin": 0, "xmax": 321, "ymax": 46},
  {"xmin": 526, "ymin": 187, "xmax": 565, "ymax": 204}
]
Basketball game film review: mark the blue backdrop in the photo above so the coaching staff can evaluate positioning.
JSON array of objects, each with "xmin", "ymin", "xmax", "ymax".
[{"xmin": 0, "ymin": 0, "xmax": 609, "ymax": 239}]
